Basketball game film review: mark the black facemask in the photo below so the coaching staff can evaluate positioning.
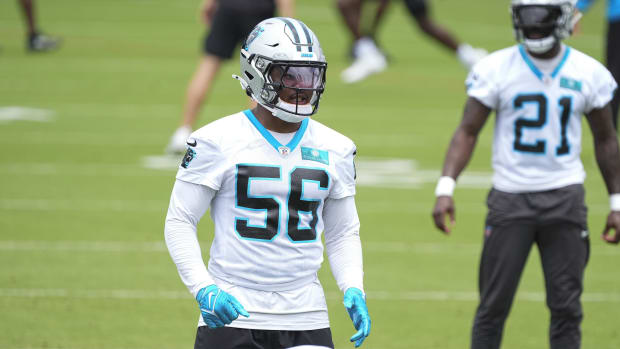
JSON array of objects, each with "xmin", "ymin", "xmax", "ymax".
[{"xmin": 514, "ymin": 5, "xmax": 562, "ymax": 39}]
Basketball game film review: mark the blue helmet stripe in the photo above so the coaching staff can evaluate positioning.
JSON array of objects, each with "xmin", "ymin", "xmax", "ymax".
[
  {"xmin": 298, "ymin": 21, "xmax": 313, "ymax": 53},
  {"xmin": 279, "ymin": 17, "xmax": 302, "ymax": 52}
]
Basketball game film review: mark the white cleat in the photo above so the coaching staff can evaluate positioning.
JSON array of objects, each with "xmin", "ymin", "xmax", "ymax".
[
  {"xmin": 166, "ymin": 125, "xmax": 192, "ymax": 154},
  {"xmin": 457, "ymin": 44, "xmax": 488, "ymax": 70},
  {"xmin": 341, "ymin": 37, "xmax": 387, "ymax": 84}
]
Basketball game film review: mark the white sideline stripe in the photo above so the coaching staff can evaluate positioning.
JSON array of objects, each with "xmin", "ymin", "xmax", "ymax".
[
  {"xmin": 0, "ymin": 240, "xmax": 618, "ymax": 256},
  {"xmin": 0, "ymin": 106, "xmax": 54, "ymax": 123},
  {"xmin": 1, "ymin": 288, "xmax": 619, "ymax": 303}
]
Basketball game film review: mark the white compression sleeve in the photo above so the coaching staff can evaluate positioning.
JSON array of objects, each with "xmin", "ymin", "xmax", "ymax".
[
  {"xmin": 323, "ymin": 196, "xmax": 364, "ymax": 294},
  {"xmin": 164, "ymin": 179, "xmax": 216, "ymax": 297}
]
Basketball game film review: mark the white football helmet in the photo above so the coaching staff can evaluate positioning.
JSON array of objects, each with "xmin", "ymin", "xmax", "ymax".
[
  {"xmin": 233, "ymin": 17, "xmax": 327, "ymax": 123},
  {"xmin": 510, "ymin": 0, "xmax": 581, "ymax": 54}
]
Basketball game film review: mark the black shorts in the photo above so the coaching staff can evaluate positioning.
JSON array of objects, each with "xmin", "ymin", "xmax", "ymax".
[
  {"xmin": 485, "ymin": 184, "xmax": 588, "ymax": 230},
  {"xmin": 204, "ymin": 4, "xmax": 275, "ymax": 59},
  {"xmin": 403, "ymin": 0, "xmax": 428, "ymax": 18},
  {"xmin": 194, "ymin": 326, "xmax": 334, "ymax": 349}
]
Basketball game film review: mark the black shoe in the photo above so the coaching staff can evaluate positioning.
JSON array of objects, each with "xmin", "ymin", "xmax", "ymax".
[{"xmin": 28, "ymin": 32, "xmax": 61, "ymax": 52}]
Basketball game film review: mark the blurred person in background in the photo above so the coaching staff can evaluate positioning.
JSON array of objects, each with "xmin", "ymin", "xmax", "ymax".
[
  {"xmin": 165, "ymin": 17, "xmax": 371, "ymax": 349},
  {"xmin": 166, "ymin": 0, "xmax": 295, "ymax": 154},
  {"xmin": 337, "ymin": 0, "xmax": 488, "ymax": 83},
  {"xmin": 432, "ymin": 0, "xmax": 620, "ymax": 348},
  {"xmin": 577, "ymin": 0, "xmax": 620, "ymax": 128},
  {"xmin": 18, "ymin": 0, "xmax": 60, "ymax": 52}
]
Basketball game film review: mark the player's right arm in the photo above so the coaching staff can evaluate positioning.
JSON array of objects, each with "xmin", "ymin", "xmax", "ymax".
[
  {"xmin": 165, "ymin": 179, "xmax": 218, "ymax": 295},
  {"xmin": 432, "ymin": 97, "xmax": 491, "ymax": 234},
  {"xmin": 165, "ymin": 179, "xmax": 249, "ymax": 327}
]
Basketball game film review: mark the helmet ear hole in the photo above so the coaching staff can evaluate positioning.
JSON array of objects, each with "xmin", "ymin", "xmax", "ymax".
[{"xmin": 245, "ymin": 71, "xmax": 254, "ymax": 80}]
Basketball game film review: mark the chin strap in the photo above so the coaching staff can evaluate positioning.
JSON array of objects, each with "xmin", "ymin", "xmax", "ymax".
[
  {"xmin": 232, "ymin": 74, "xmax": 277, "ymax": 116},
  {"xmin": 569, "ymin": 12, "xmax": 582, "ymax": 34},
  {"xmin": 233, "ymin": 74, "xmax": 310, "ymax": 123},
  {"xmin": 232, "ymin": 74, "xmax": 252, "ymax": 98}
]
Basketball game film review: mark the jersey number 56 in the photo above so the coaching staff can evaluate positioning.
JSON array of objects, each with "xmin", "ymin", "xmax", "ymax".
[{"xmin": 235, "ymin": 164, "xmax": 329, "ymax": 243}]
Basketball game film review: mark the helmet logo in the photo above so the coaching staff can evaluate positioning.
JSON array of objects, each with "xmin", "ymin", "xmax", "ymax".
[
  {"xmin": 244, "ymin": 26, "xmax": 265, "ymax": 51},
  {"xmin": 181, "ymin": 148, "xmax": 196, "ymax": 169}
]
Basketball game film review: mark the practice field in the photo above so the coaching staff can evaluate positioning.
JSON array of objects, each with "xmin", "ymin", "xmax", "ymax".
[{"xmin": 0, "ymin": 0, "xmax": 618, "ymax": 348}]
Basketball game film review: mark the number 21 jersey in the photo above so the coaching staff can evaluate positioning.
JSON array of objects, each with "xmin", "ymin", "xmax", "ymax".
[{"xmin": 466, "ymin": 44, "xmax": 617, "ymax": 193}]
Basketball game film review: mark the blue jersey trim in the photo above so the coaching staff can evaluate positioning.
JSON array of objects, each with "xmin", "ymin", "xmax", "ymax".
[
  {"xmin": 243, "ymin": 109, "xmax": 308, "ymax": 153},
  {"xmin": 518, "ymin": 45, "xmax": 543, "ymax": 81},
  {"xmin": 286, "ymin": 119, "xmax": 309, "ymax": 151},
  {"xmin": 518, "ymin": 45, "xmax": 572, "ymax": 81},
  {"xmin": 551, "ymin": 47, "xmax": 571, "ymax": 78}
]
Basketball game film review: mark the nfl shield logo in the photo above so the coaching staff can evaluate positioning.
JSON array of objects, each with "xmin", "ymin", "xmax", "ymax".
[{"xmin": 278, "ymin": 146, "xmax": 290, "ymax": 157}]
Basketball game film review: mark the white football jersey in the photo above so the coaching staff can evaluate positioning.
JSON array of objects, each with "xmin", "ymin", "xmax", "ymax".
[
  {"xmin": 175, "ymin": 110, "xmax": 356, "ymax": 328},
  {"xmin": 467, "ymin": 44, "xmax": 617, "ymax": 193}
]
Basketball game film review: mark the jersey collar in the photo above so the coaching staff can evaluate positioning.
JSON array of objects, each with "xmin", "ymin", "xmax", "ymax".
[
  {"xmin": 243, "ymin": 109, "xmax": 308, "ymax": 154},
  {"xmin": 518, "ymin": 44, "xmax": 571, "ymax": 81}
]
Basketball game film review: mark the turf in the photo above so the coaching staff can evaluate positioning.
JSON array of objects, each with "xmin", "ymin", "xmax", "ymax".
[{"xmin": 0, "ymin": 0, "xmax": 618, "ymax": 348}]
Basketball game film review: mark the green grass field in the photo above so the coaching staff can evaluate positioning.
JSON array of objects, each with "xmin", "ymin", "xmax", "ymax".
[{"xmin": 1, "ymin": 0, "xmax": 619, "ymax": 348}]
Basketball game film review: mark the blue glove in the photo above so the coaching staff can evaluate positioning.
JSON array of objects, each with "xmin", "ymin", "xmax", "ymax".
[
  {"xmin": 343, "ymin": 288, "xmax": 371, "ymax": 347},
  {"xmin": 196, "ymin": 284, "xmax": 249, "ymax": 328}
]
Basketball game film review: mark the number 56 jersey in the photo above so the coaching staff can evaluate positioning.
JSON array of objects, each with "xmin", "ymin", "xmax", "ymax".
[
  {"xmin": 176, "ymin": 109, "xmax": 357, "ymax": 291},
  {"xmin": 467, "ymin": 44, "xmax": 617, "ymax": 193}
]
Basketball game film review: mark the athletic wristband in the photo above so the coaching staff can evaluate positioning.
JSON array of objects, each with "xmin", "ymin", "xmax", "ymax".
[
  {"xmin": 435, "ymin": 176, "xmax": 456, "ymax": 197},
  {"xmin": 611, "ymin": 194, "xmax": 620, "ymax": 211}
]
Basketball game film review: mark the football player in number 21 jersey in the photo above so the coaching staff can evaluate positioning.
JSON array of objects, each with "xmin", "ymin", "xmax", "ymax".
[
  {"xmin": 432, "ymin": 1, "xmax": 620, "ymax": 349},
  {"xmin": 165, "ymin": 18, "xmax": 371, "ymax": 349}
]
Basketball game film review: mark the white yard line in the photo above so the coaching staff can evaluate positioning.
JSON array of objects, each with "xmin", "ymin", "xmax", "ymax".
[
  {"xmin": 0, "ymin": 240, "xmax": 168, "ymax": 252},
  {"xmin": 0, "ymin": 240, "xmax": 617, "ymax": 255},
  {"xmin": 0, "ymin": 163, "xmax": 171, "ymax": 177},
  {"xmin": 0, "ymin": 197, "xmax": 611, "ymax": 215},
  {"xmin": 141, "ymin": 156, "xmax": 494, "ymax": 189},
  {"xmin": 1, "ymin": 287, "xmax": 619, "ymax": 303},
  {"xmin": 0, "ymin": 199, "xmax": 165, "ymax": 212},
  {"xmin": 0, "ymin": 106, "xmax": 54, "ymax": 123}
]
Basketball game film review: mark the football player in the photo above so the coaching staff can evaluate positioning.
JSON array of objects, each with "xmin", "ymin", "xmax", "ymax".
[
  {"xmin": 432, "ymin": 1, "xmax": 620, "ymax": 348},
  {"xmin": 165, "ymin": 18, "xmax": 371, "ymax": 349},
  {"xmin": 17, "ymin": 0, "xmax": 60, "ymax": 52},
  {"xmin": 338, "ymin": 0, "xmax": 488, "ymax": 84}
]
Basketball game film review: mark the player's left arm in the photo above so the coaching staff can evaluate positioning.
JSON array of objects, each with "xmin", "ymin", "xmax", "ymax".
[
  {"xmin": 165, "ymin": 179, "xmax": 250, "ymax": 326},
  {"xmin": 585, "ymin": 103, "xmax": 620, "ymax": 244},
  {"xmin": 323, "ymin": 196, "xmax": 370, "ymax": 348}
]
